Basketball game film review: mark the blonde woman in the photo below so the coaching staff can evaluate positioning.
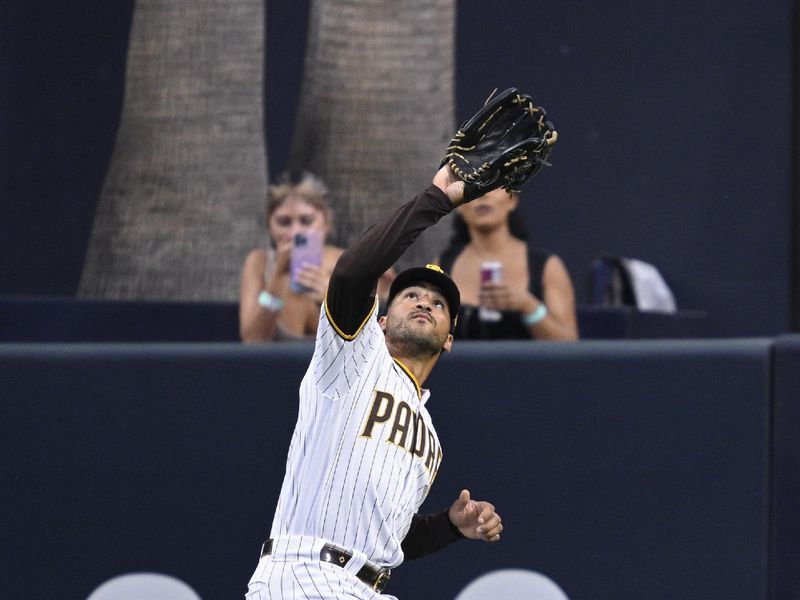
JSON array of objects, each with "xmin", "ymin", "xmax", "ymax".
[{"xmin": 240, "ymin": 172, "xmax": 393, "ymax": 342}]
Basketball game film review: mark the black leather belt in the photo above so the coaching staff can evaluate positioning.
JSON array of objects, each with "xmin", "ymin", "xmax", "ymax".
[{"xmin": 261, "ymin": 539, "xmax": 391, "ymax": 593}]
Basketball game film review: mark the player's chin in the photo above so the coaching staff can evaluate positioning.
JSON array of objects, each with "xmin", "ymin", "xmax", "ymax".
[{"xmin": 394, "ymin": 325, "xmax": 445, "ymax": 353}]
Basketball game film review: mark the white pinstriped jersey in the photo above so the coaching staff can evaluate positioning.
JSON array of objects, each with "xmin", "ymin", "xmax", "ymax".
[{"xmin": 268, "ymin": 298, "xmax": 443, "ymax": 569}]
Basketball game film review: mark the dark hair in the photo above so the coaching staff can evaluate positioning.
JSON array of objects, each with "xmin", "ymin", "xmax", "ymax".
[{"xmin": 447, "ymin": 206, "xmax": 530, "ymax": 246}]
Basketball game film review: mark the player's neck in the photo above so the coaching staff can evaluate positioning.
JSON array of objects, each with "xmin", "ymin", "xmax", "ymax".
[{"xmin": 387, "ymin": 346, "xmax": 440, "ymax": 388}]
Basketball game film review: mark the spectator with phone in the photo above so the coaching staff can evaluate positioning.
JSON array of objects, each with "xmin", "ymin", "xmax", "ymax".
[
  {"xmin": 239, "ymin": 172, "xmax": 341, "ymax": 342},
  {"xmin": 436, "ymin": 187, "xmax": 578, "ymax": 340},
  {"xmin": 240, "ymin": 172, "xmax": 393, "ymax": 342}
]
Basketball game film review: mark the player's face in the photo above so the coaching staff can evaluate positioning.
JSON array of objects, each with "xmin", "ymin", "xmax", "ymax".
[
  {"xmin": 457, "ymin": 187, "xmax": 518, "ymax": 232},
  {"xmin": 268, "ymin": 196, "xmax": 330, "ymax": 246},
  {"xmin": 380, "ymin": 283, "xmax": 453, "ymax": 356}
]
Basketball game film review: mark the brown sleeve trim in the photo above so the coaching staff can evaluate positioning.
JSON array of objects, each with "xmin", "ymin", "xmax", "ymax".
[
  {"xmin": 401, "ymin": 509, "xmax": 465, "ymax": 560},
  {"xmin": 323, "ymin": 295, "xmax": 377, "ymax": 342}
]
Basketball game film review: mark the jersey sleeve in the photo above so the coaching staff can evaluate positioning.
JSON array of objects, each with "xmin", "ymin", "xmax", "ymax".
[
  {"xmin": 324, "ymin": 185, "xmax": 453, "ymax": 336},
  {"xmin": 400, "ymin": 510, "xmax": 465, "ymax": 560},
  {"xmin": 309, "ymin": 296, "xmax": 384, "ymax": 399}
]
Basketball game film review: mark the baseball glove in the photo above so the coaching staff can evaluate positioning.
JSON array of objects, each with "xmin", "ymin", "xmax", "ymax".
[{"xmin": 442, "ymin": 87, "xmax": 558, "ymax": 203}]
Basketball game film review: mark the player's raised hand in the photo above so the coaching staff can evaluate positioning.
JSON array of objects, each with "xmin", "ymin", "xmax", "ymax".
[
  {"xmin": 448, "ymin": 489, "xmax": 503, "ymax": 543},
  {"xmin": 432, "ymin": 165, "xmax": 465, "ymax": 206}
]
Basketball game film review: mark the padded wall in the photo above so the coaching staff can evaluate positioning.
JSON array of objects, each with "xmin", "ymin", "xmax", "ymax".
[
  {"xmin": 771, "ymin": 335, "xmax": 800, "ymax": 600},
  {"xmin": 0, "ymin": 295, "xmax": 707, "ymax": 342},
  {"xmin": 0, "ymin": 340, "xmax": 772, "ymax": 599}
]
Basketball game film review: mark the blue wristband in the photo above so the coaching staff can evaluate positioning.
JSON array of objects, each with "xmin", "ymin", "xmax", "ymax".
[
  {"xmin": 258, "ymin": 290, "xmax": 285, "ymax": 312},
  {"xmin": 522, "ymin": 303, "xmax": 548, "ymax": 326}
]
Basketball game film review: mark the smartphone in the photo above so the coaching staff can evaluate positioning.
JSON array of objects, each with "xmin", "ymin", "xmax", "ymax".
[{"xmin": 290, "ymin": 230, "xmax": 323, "ymax": 294}]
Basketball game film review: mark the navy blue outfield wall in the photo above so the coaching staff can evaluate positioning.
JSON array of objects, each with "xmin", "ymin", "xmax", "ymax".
[
  {"xmin": 2, "ymin": 339, "xmax": 790, "ymax": 600},
  {"xmin": 771, "ymin": 334, "xmax": 800, "ymax": 600}
]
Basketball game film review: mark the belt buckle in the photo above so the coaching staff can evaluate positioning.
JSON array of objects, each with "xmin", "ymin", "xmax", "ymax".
[{"xmin": 372, "ymin": 570, "xmax": 390, "ymax": 592}]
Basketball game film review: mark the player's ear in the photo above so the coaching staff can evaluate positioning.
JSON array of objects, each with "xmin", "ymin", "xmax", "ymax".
[
  {"xmin": 378, "ymin": 315, "xmax": 387, "ymax": 331},
  {"xmin": 442, "ymin": 333, "xmax": 453, "ymax": 353}
]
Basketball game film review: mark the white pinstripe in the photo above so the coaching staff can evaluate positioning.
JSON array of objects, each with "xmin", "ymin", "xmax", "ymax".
[{"xmin": 249, "ymin": 300, "xmax": 442, "ymax": 598}]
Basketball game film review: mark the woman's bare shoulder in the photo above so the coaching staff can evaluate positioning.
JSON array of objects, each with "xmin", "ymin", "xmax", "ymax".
[
  {"xmin": 542, "ymin": 253, "xmax": 574, "ymax": 286},
  {"xmin": 243, "ymin": 248, "xmax": 268, "ymax": 269}
]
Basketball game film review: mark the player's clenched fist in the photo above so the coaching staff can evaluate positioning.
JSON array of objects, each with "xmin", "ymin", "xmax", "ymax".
[{"xmin": 448, "ymin": 489, "xmax": 503, "ymax": 543}]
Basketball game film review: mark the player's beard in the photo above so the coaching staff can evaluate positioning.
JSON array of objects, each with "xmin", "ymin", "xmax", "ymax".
[{"xmin": 384, "ymin": 313, "xmax": 448, "ymax": 358}]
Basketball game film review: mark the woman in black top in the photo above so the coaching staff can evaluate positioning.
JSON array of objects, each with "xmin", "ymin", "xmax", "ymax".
[{"xmin": 437, "ymin": 188, "xmax": 578, "ymax": 340}]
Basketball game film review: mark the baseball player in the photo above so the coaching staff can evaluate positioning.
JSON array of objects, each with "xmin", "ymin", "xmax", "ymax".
[{"xmin": 245, "ymin": 165, "xmax": 504, "ymax": 599}]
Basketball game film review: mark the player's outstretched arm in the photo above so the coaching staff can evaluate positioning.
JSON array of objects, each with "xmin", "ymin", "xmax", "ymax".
[
  {"xmin": 448, "ymin": 489, "xmax": 503, "ymax": 542},
  {"xmin": 325, "ymin": 178, "xmax": 456, "ymax": 336}
]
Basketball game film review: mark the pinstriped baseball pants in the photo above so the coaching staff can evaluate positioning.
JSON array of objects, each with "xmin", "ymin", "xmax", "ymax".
[{"xmin": 246, "ymin": 556, "xmax": 396, "ymax": 600}]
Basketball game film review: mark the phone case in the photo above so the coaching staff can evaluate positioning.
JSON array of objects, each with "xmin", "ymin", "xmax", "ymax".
[{"xmin": 290, "ymin": 230, "xmax": 323, "ymax": 294}]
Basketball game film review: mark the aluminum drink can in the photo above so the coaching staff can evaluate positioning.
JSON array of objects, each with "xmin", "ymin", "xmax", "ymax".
[{"xmin": 479, "ymin": 261, "xmax": 503, "ymax": 322}]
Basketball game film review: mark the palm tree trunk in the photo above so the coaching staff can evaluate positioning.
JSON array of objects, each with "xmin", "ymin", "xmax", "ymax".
[
  {"xmin": 79, "ymin": 0, "xmax": 267, "ymax": 301},
  {"xmin": 287, "ymin": 0, "xmax": 456, "ymax": 270}
]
